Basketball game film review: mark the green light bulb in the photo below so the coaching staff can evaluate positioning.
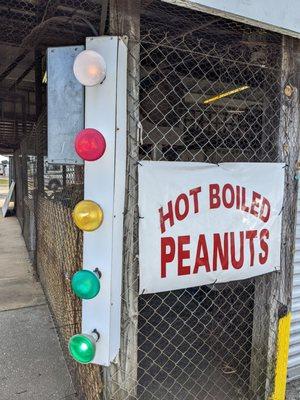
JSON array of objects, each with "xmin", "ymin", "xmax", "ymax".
[
  {"xmin": 71, "ymin": 270, "xmax": 100, "ymax": 300},
  {"xmin": 68, "ymin": 334, "xmax": 96, "ymax": 364}
]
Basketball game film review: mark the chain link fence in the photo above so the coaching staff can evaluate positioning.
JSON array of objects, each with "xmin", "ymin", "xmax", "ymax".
[
  {"xmin": 105, "ymin": 2, "xmax": 299, "ymax": 400},
  {"xmin": 10, "ymin": 1, "xmax": 300, "ymax": 400}
]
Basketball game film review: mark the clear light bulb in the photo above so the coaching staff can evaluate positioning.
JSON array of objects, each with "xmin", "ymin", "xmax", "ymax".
[{"xmin": 73, "ymin": 50, "xmax": 106, "ymax": 86}]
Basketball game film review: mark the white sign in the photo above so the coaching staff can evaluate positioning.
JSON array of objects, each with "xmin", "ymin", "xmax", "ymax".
[
  {"xmin": 164, "ymin": 0, "xmax": 300, "ymax": 38},
  {"xmin": 138, "ymin": 162, "xmax": 285, "ymax": 294}
]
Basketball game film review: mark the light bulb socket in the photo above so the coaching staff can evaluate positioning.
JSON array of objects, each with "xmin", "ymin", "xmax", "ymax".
[
  {"xmin": 93, "ymin": 268, "xmax": 102, "ymax": 279},
  {"xmin": 92, "ymin": 329, "xmax": 100, "ymax": 342}
]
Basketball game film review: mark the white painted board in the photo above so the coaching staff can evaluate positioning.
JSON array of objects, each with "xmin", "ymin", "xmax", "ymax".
[
  {"xmin": 164, "ymin": 0, "xmax": 300, "ymax": 38},
  {"xmin": 82, "ymin": 36, "xmax": 127, "ymax": 366},
  {"xmin": 138, "ymin": 162, "xmax": 285, "ymax": 294},
  {"xmin": 2, "ymin": 180, "xmax": 15, "ymax": 217}
]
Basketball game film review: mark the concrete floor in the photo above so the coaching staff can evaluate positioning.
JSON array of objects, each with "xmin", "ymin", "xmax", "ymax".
[
  {"xmin": 0, "ymin": 183, "xmax": 77, "ymax": 400},
  {"xmin": 287, "ymin": 380, "xmax": 300, "ymax": 400},
  {"xmin": 0, "ymin": 179, "xmax": 299, "ymax": 400}
]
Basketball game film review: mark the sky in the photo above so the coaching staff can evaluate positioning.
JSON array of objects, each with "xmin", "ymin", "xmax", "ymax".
[{"xmin": 0, "ymin": 155, "xmax": 8, "ymax": 162}]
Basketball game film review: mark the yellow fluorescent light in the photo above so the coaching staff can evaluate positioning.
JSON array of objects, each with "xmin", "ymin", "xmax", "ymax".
[
  {"xmin": 203, "ymin": 85, "xmax": 250, "ymax": 104},
  {"xmin": 42, "ymin": 71, "xmax": 47, "ymax": 84}
]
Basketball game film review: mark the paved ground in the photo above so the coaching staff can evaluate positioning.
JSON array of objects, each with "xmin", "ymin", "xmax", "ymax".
[
  {"xmin": 287, "ymin": 380, "xmax": 300, "ymax": 399},
  {"xmin": 0, "ymin": 184, "xmax": 77, "ymax": 400},
  {"xmin": 0, "ymin": 179, "xmax": 299, "ymax": 400}
]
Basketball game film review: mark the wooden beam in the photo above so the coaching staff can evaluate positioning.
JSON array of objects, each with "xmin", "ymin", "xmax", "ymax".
[
  {"xmin": 169, "ymin": 17, "xmax": 220, "ymax": 41},
  {"xmin": 102, "ymin": 1, "xmax": 141, "ymax": 399},
  {"xmin": 99, "ymin": 0, "xmax": 108, "ymax": 35},
  {"xmin": 250, "ymin": 35, "xmax": 300, "ymax": 399},
  {"xmin": 35, "ymin": 1, "xmax": 45, "ymax": 197},
  {"xmin": 9, "ymin": 62, "xmax": 35, "ymax": 91},
  {"xmin": 0, "ymin": 51, "xmax": 30, "ymax": 82}
]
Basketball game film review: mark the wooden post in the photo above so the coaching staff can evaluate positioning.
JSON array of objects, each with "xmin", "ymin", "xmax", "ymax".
[
  {"xmin": 102, "ymin": 1, "xmax": 141, "ymax": 399},
  {"xmin": 35, "ymin": 1, "xmax": 45, "ymax": 194},
  {"xmin": 250, "ymin": 36, "xmax": 300, "ymax": 398},
  {"xmin": 34, "ymin": 50, "xmax": 44, "ymax": 195}
]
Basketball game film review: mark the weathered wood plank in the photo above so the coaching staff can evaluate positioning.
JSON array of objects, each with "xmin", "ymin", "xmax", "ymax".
[
  {"xmin": 250, "ymin": 36, "xmax": 300, "ymax": 398},
  {"xmin": 102, "ymin": 1, "xmax": 141, "ymax": 399}
]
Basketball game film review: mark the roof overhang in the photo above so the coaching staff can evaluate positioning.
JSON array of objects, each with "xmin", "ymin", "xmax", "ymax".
[{"xmin": 163, "ymin": 0, "xmax": 300, "ymax": 39}]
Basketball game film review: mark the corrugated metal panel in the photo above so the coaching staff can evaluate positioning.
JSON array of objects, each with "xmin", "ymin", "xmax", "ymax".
[{"xmin": 288, "ymin": 191, "xmax": 300, "ymax": 381}]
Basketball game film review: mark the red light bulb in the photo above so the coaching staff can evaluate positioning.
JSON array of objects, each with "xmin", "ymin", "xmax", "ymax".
[{"xmin": 75, "ymin": 128, "xmax": 106, "ymax": 161}]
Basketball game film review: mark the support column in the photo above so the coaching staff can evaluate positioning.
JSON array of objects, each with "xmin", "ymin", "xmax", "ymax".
[
  {"xmin": 250, "ymin": 36, "xmax": 300, "ymax": 399},
  {"xmin": 102, "ymin": 1, "xmax": 141, "ymax": 399}
]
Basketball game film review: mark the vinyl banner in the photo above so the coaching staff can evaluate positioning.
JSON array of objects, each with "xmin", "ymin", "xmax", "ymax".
[{"xmin": 138, "ymin": 162, "xmax": 285, "ymax": 294}]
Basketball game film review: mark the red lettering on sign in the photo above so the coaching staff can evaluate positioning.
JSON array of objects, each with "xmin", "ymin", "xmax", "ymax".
[
  {"xmin": 246, "ymin": 230, "xmax": 257, "ymax": 266},
  {"xmin": 241, "ymin": 187, "xmax": 250, "ymax": 212},
  {"xmin": 230, "ymin": 232, "xmax": 245, "ymax": 269},
  {"xmin": 209, "ymin": 184, "xmax": 221, "ymax": 209},
  {"xmin": 213, "ymin": 233, "xmax": 229, "ymax": 271},
  {"xmin": 250, "ymin": 191, "xmax": 261, "ymax": 218},
  {"xmin": 159, "ymin": 228, "xmax": 271, "ymax": 279},
  {"xmin": 193, "ymin": 234, "xmax": 210, "ymax": 273},
  {"xmin": 236, "ymin": 185, "xmax": 241, "ymax": 210},
  {"xmin": 260, "ymin": 197, "xmax": 271, "ymax": 223},
  {"xmin": 178, "ymin": 236, "xmax": 191, "ymax": 276},
  {"xmin": 222, "ymin": 184, "xmax": 235, "ymax": 209},
  {"xmin": 161, "ymin": 237, "xmax": 175, "ymax": 278},
  {"xmin": 175, "ymin": 194, "xmax": 189, "ymax": 221},
  {"xmin": 158, "ymin": 185, "xmax": 272, "ymax": 239},
  {"xmin": 189, "ymin": 187, "xmax": 201, "ymax": 214},
  {"xmin": 159, "ymin": 201, "xmax": 174, "ymax": 234},
  {"xmin": 259, "ymin": 229, "xmax": 269, "ymax": 264}
]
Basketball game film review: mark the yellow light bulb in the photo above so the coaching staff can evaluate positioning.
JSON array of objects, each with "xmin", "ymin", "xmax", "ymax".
[{"xmin": 72, "ymin": 200, "xmax": 103, "ymax": 231}]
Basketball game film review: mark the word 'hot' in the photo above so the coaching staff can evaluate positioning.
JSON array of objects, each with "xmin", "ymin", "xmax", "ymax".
[{"xmin": 159, "ymin": 187, "xmax": 201, "ymax": 234}]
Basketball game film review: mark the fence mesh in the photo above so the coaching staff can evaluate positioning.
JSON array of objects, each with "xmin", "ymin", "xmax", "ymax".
[{"xmin": 9, "ymin": 1, "xmax": 300, "ymax": 400}]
